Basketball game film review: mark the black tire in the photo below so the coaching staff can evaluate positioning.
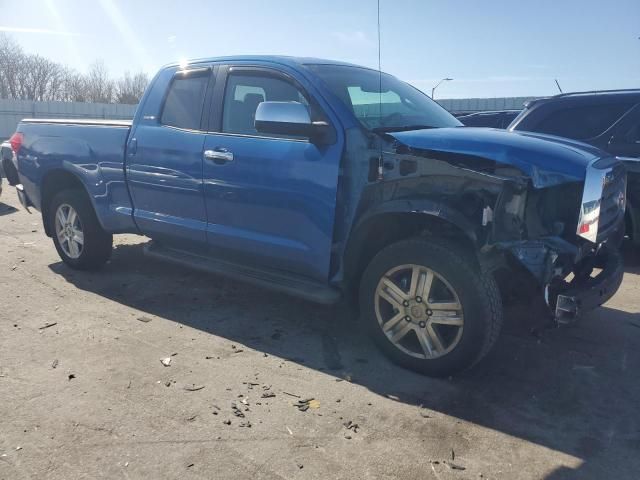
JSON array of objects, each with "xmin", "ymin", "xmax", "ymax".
[
  {"xmin": 359, "ymin": 237, "xmax": 503, "ymax": 377},
  {"xmin": 49, "ymin": 189, "xmax": 113, "ymax": 270},
  {"xmin": 2, "ymin": 159, "xmax": 19, "ymax": 186}
]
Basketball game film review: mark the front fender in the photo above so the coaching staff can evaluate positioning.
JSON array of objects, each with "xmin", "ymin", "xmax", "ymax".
[{"xmin": 341, "ymin": 198, "xmax": 481, "ymax": 284}]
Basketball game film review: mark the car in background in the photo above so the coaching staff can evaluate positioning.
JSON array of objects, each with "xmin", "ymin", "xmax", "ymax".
[
  {"xmin": 508, "ymin": 89, "xmax": 640, "ymax": 244},
  {"xmin": 456, "ymin": 110, "xmax": 521, "ymax": 129}
]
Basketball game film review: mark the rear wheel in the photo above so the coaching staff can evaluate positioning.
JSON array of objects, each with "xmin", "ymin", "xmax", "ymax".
[
  {"xmin": 49, "ymin": 189, "xmax": 112, "ymax": 270},
  {"xmin": 360, "ymin": 238, "xmax": 502, "ymax": 376}
]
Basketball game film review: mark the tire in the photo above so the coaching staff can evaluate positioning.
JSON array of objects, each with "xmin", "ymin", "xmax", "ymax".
[
  {"xmin": 2, "ymin": 159, "xmax": 19, "ymax": 186},
  {"xmin": 49, "ymin": 189, "xmax": 113, "ymax": 270},
  {"xmin": 359, "ymin": 237, "xmax": 502, "ymax": 377}
]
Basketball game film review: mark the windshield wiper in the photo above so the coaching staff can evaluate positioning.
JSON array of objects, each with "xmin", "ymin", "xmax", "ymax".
[{"xmin": 372, "ymin": 125, "xmax": 438, "ymax": 133}]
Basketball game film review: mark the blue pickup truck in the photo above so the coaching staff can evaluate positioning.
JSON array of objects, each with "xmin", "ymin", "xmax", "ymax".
[{"xmin": 10, "ymin": 56, "xmax": 627, "ymax": 376}]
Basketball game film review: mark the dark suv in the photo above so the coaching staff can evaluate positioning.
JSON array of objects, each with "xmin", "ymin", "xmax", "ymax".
[
  {"xmin": 456, "ymin": 110, "xmax": 521, "ymax": 129},
  {"xmin": 508, "ymin": 89, "xmax": 640, "ymax": 243}
]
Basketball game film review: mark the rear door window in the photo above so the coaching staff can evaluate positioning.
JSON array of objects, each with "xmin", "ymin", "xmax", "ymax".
[
  {"xmin": 536, "ymin": 103, "xmax": 633, "ymax": 140},
  {"xmin": 161, "ymin": 70, "xmax": 210, "ymax": 130}
]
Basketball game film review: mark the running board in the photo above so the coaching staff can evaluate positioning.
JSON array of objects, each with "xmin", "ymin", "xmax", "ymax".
[{"xmin": 143, "ymin": 242, "xmax": 341, "ymax": 305}]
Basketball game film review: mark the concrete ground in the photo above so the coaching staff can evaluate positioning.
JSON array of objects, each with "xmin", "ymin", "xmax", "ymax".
[{"xmin": 1, "ymin": 187, "xmax": 639, "ymax": 480}]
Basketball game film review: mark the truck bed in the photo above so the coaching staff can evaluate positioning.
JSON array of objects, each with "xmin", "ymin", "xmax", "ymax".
[{"xmin": 16, "ymin": 118, "xmax": 136, "ymax": 234}]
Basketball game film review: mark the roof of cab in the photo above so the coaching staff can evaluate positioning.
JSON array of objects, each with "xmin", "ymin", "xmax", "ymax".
[{"xmin": 162, "ymin": 55, "xmax": 373, "ymax": 71}]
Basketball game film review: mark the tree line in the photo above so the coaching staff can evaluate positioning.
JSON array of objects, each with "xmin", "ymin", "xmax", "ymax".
[{"xmin": 0, "ymin": 34, "xmax": 148, "ymax": 104}]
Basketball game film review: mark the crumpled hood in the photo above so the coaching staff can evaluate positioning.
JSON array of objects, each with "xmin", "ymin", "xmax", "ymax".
[{"xmin": 389, "ymin": 127, "xmax": 605, "ymax": 188}]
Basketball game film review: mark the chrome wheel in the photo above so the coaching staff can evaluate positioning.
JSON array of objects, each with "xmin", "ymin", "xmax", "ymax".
[
  {"xmin": 55, "ymin": 203, "xmax": 84, "ymax": 259},
  {"xmin": 375, "ymin": 264, "xmax": 464, "ymax": 359}
]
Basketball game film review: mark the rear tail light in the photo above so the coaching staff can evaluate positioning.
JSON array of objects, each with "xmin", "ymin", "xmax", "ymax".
[{"xmin": 9, "ymin": 132, "xmax": 24, "ymax": 153}]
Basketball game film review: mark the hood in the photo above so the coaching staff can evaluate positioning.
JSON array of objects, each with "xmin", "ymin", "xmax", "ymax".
[{"xmin": 388, "ymin": 127, "xmax": 605, "ymax": 188}]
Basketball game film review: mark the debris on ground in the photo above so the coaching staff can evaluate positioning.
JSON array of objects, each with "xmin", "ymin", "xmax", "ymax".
[
  {"xmin": 38, "ymin": 322, "xmax": 57, "ymax": 330},
  {"xmin": 293, "ymin": 398, "xmax": 317, "ymax": 412},
  {"xmin": 386, "ymin": 394, "xmax": 399, "ymax": 401},
  {"xmin": 343, "ymin": 420, "xmax": 359, "ymax": 433},
  {"xmin": 261, "ymin": 391, "xmax": 276, "ymax": 398},
  {"xmin": 68, "ymin": 374, "xmax": 76, "ymax": 381},
  {"xmin": 187, "ymin": 415, "xmax": 197, "ymax": 422},
  {"xmin": 444, "ymin": 461, "xmax": 466, "ymax": 471},
  {"xmin": 223, "ymin": 420, "xmax": 231, "ymax": 425},
  {"xmin": 239, "ymin": 421, "xmax": 252, "ymax": 428},
  {"xmin": 51, "ymin": 359, "xmax": 59, "ymax": 369},
  {"xmin": 286, "ymin": 426, "xmax": 293, "ymax": 435},
  {"xmin": 183, "ymin": 384, "xmax": 205, "ymax": 392},
  {"xmin": 231, "ymin": 404, "xmax": 245, "ymax": 417},
  {"xmin": 296, "ymin": 463, "xmax": 304, "ymax": 469},
  {"xmin": 160, "ymin": 357, "xmax": 171, "ymax": 367},
  {"xmin": 283, "ymin": 391, "xmax": 301, "ymax": 398},
  {"xmin": 137, "ymin": 316, "xmax": 152, "ymax": 323}
]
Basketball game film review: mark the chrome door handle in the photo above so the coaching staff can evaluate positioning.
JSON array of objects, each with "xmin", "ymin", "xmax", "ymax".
[{"xmin": 204, "ymin": 149, "xmax": 234, "ymax": 163}]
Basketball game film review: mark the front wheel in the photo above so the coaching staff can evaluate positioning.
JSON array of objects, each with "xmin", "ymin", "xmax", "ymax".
[
  {"xmin": 49, "ymin": 189, "xmax": 113, "ymax": 270},
  {"xmin": 359, "ymin": 238, "xmax": 503, "ymax": 377}
]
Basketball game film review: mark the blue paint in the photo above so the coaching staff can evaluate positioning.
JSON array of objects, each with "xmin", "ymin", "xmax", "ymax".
[{"xmin": 389, "ymin": 127, "xmax": 604, "ymax": 187}]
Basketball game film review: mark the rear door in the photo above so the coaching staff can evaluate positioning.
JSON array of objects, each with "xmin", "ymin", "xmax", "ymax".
[
  {"xmin": 127, "ymin": 66, "xmax": 214, "ymax": 251},
  {"xmin": 201, "ymin": 64, "xmax": 343, "ymax": 281}
]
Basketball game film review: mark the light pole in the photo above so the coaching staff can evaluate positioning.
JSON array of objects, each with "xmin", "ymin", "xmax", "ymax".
[{"xmin": 431, "ymin": 78, "xmax": 453, "ymax": 99}]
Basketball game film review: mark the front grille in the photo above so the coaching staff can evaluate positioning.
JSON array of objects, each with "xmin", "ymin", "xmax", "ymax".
[{"xmin": 597, "ymin": 162, "xmax": 626, "ymax": 238}]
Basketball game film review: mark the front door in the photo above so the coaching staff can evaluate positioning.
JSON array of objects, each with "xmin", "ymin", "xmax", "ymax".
[
  {"xmin": 202, "ymin": 65, "xmax": 343, "ymax": 281},
  {"xmin": 127, "ymin": 66, "xmax": 213, "ymax": 250}
]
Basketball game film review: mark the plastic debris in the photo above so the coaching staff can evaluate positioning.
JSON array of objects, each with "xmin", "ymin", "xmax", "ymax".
[
  {"xmin": 183, "ymin": 384, "xmax": 205, "ymax": 392},
  {"xmin": 160, "ymin": 357, "xmax": 171, "ymax": 367}
]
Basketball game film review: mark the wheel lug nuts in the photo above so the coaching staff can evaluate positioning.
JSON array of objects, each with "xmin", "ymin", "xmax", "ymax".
[
  {"xmin": 419, "ymin": 321, "xmax": 426, "ymax": 328},
  {"xmin": 416, "ymin": 297, "xmax": 422, "ymax": 303},
  {"xmin": 405, "ymin": 316, "xmax": 412, "ymax": 322},
  {"xmin": 402, "ymin": 300, "xmax": 409, "ymax": 307},
  {"xmin": 426, "ymin": 310, "xmax": 433, "ymax": 316}
]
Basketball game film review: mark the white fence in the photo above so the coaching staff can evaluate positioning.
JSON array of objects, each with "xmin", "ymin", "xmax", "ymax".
[
  {"xmin": 437, "ymin": 96, "xmax": 537, "ymax": 114},
  {"xmin": 0, "ymin": 96, "xmax": 539, "ymax": 139},
  {"xmin": 0, "ymin": 99, "xmax": 137, "ymax": 139}
]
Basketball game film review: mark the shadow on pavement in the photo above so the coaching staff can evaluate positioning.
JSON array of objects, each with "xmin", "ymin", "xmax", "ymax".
[
  {"xmin": 0, "ymin": 202, "xmax": 18, "ymax": 216},
  {"xmin": 49, "ymin": 240, "xmax": 640, "ymax": 479}
]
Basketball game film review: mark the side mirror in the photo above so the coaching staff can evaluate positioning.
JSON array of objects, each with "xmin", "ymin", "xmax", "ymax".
[{"xmin": 254, "ymin": 101, "xmax": 331, "ymax": 143}]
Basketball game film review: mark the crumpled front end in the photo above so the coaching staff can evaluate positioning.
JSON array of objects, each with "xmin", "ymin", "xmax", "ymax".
[{"xmin": 500, "ymin": 156, "xmax": 626, "ymax": 322}]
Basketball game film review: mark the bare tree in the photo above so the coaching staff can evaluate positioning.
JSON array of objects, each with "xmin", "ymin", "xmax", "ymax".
[
  {"xmin": 0, "ymin": 34, "xmax": 144, "ymax": 105},
  {"xmin": 84, "ymin": 61, "xmax": 114, "ymax": 103},
  {"xmin": 0, "ymin": 34, "xmax": 26, "ymax": 99},
  {"xmin": 116, "ymin": 71, "xmax": 148, "ymax": 104}
]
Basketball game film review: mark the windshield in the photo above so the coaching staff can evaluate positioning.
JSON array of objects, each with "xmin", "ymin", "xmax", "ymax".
[{"xmin": 307, "ymin": 64, "xmax": 462, "ymax": 131}]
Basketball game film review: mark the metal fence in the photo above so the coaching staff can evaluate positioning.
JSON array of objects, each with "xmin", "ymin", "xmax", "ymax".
[
  {"xmin": 0, "ymin": 99, "xmax": 137, "ymax": 139},
  {"xmin": 0, "ymin": 96, "xmax": 539, "ymax": 139},
  {"xmin": 437, "ymin": 97, "xmax": 537, "ymax": 114}
]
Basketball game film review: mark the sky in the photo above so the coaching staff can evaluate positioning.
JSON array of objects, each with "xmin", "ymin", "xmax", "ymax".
[{"xmin": 1, "ymin": 0, "xmax": 638, "ymax": 99}]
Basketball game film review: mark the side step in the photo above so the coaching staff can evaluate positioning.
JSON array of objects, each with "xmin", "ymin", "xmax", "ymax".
[{"xmin": 143, "ymin": 242, "xmax": 341, "ymax": 305}]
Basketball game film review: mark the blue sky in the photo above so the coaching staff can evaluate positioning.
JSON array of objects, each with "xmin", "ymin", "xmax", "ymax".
[{"xmin": 1, "ymin": 0, "xmax": 639, "ymax": 98}]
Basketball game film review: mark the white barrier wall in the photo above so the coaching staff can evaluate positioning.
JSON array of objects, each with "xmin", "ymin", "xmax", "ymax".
[{"xmin": 0, "ymin": 99, "xmax": 137, "ymax": 139}]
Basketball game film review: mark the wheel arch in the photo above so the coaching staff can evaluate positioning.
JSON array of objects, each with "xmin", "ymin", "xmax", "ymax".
[
  {"xmin": 40, "ymin": 169, "xmax": 100, "ymax": 237},
  {"xmin": 343, "ymin": 199, "xmax": 481, "ymax": 290}
]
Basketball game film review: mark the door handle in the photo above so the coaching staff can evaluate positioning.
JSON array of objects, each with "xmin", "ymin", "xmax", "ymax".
[{"xmin": 204, "ymin": 148, "xmax": 234, "ymax": 163}]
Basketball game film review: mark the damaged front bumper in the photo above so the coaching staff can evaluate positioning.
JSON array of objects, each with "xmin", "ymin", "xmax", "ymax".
[
  {"xmin": 548, "ymin": 246, "xmax": 624, "ymax": 323},
  {"xmin": 506, "ymin": 227, "xmax": 624, "ymax": 323}
]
